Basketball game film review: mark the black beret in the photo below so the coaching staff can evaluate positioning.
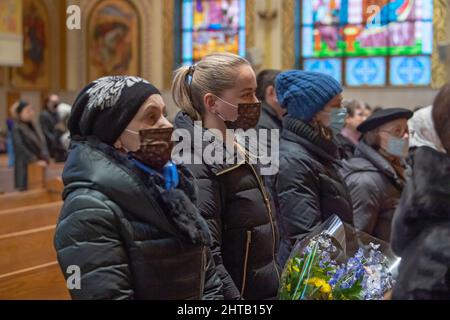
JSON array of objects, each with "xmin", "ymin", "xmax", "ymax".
[{"xmin": 357, "ymin": 108, "xmax": 413, "ymax": 133}]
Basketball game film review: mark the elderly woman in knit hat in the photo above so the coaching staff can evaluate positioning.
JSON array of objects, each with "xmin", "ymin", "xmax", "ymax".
[
  {"xmin": 11, "ymin": 100, "xmax": 49, "ymax": 191},
  {"xmin": 274, "ymin": 70, "xmax": 354, "ymax": 268},
  {"xmin": 54, "ymin": 76, "xmax": 222, "ymax": 300},
  {"xmin": 340, "ymin": 107, "xmax": 413, "ymax": 242}
]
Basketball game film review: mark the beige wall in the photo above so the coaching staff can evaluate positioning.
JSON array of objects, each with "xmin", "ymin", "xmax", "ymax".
[{"xmin": 0, "ymin": 0, "xmax": 444, "ymax": 132}]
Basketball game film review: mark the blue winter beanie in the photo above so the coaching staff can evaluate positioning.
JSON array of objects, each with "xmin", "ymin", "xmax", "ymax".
[{"xmin": 275, "ymin": 70, "xmax": 343, "ymax": 121}]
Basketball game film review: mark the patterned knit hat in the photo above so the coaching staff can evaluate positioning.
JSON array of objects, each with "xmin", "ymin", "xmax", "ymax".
[
  {"xmin": 68, "ymin": 76, "xmax": 160, "ymax": 145},
  {"xmin": 275, "ymin": 70, "xmax": 343, "ymax": 121}
]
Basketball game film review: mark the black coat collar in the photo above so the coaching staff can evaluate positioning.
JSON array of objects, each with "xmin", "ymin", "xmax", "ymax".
[{"xmin": 282, "ymin": 116, "xmax": 340, "ymax": 165}]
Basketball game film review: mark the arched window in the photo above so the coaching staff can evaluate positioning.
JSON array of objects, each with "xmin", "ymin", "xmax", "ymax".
[
  {"xmin": 179, "ymin": 0, "xmax": 246, "ymax": 65},
  {"xmin": 297, "ymin": 0, "xmax": 433, "ymax": 87}
]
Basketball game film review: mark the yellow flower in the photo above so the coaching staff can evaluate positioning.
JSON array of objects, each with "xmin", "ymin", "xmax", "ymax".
[
  {"xmin": 304, "ymin": 277, "xmax": 333, "ymax": 297},
  {"xmin": 286, "ymin": 284, "xmax": 291, "ymax": 292}
]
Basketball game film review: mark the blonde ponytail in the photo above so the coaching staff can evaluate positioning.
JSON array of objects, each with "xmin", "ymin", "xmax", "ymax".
[
  {"xmin": 172, "ymin": 53, "xmax": 251, "ymax": 121},
  {"xmin": 172, "ymin": 66, "xmax": 202, "ymax": 120}
]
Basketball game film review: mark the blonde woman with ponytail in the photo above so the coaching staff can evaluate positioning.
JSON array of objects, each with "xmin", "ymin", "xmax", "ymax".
[{"xmin": 173, "ymin": 53, "xmax": 280, "ymax": 300}]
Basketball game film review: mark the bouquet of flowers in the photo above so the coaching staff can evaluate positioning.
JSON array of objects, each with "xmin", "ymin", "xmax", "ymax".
[{"xmin": 278, "ymin": 215, "xmax": 401, "ymax": 300}]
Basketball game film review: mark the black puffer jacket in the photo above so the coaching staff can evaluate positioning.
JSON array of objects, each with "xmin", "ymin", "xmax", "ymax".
[
  {"xmin": 54, "ymin": 136, "xmax": 223, "ymax": 300},
  {"xmin": 275, "ymin": 116, "xmax": 354, "ymax": 268},
  {"xmin": 391, "ymin": 147, "xmax": 450, "ymax": 300},
  {"xmin": 174, "ymin": 112, "xmax": 280, "ymax": 300},
  {"xmin": 340, "ymin": 141, "xmax": 405, "ymax": 242}
]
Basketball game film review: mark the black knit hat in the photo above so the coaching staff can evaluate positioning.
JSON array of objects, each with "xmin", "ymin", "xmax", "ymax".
[
  {"xmin": 357, "ymin": 107, "xmax": 413, "ymax": 133},
  {"xmin": 68, "ymin": 76, "xmax": 160, "ymax": 145},
  {"xmin": 16, "ymin": 100, "xmax": 30, "ymax": 115}
]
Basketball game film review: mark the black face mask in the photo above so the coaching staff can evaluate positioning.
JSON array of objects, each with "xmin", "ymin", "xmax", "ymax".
[
  {"xmin": 216, "ymin": 99, "xmax": 262, "ymax": 131},
  {"xmin": 126, "ymin": 127, "xmax": 174, "ymax": 170}
]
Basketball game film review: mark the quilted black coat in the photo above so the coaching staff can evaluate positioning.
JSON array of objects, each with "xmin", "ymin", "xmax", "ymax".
[
  {"xmin": 174, "ymin": 112, "xmax": 281, "ymax": 300},
  {"xmin": 54, "ymin": 136, "xmax": 223, "ymax": 300}
]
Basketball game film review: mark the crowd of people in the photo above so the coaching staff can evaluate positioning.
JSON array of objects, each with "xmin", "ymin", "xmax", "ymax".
[
  {"xmin": 2, "ymin": 95, "xmax": 70, "ymax": 190},
  {"xmin": 4, "ymin": 52, "xmax": 449, "ymax": 300}
]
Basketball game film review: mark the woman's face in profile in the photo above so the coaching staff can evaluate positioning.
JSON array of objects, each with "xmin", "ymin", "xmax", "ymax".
[
  {"xmin": 211, "ymin": 64, "xmax": 258, "ymax": 122},
  {"xmin": 115, "ymin": 94, "xmax": 172, "ymax": 152}
]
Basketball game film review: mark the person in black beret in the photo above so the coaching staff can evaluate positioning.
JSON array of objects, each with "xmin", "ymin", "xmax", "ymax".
[
  {"xmin": 11, "ymin": 100, "xmax": 49, "ymax": 191},
  {"xmin": 54, "ymin": 76, "xmax": 223, "ymax": 300},
  {"xmin": 340, "ymin": 107, "xmax": 413, "ymax": 242},
  {"xmin": 390, "ymin": 84, "xmax": 450, "ymax": 300}
]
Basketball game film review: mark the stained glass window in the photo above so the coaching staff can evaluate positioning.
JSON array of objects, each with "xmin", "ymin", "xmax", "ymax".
[
  {"xmin": 299, "ymin": 0, "xmax": 434, "ymax": 87},
  {"xmin": 181, "ymin": 0, "xmax": 246, "ymax": 66}
]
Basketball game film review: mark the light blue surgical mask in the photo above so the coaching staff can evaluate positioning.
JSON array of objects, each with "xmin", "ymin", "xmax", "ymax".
[
  {"xmin": 386, "ymin": 135, "xmax": 409, "ymax": 158},
  {"xmin": 327, "ymin": 107, "xmax": 348, "ymax": 133}
]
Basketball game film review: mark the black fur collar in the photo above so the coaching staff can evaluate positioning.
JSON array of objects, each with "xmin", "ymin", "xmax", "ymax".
[
  {"xmin": 68, "ymin": 136, "xmax": 212, "ymax": 246},
  {"xmin": 392, "ymin": 147, "xmax": 450, "ymax": 254}
]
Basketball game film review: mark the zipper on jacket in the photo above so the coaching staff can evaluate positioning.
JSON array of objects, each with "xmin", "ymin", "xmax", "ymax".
[
  {"xmin": 215, "ymin": 162, "xmax": 245, "ymax": 176},
  {"xmin": 199, "ymin": 246, "xmax": 206, "ymax": 299},
  {"xmin": 241, "ymin": 230, "xmax": 252, "ymax": 296},
  {"xmin": 248, "ymin": 163, "xmax": 281, "ymax": 282}
]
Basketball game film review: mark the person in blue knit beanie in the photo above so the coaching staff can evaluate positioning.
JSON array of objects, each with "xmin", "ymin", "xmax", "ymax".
[{"xmin": 273, "ymin": 70, "xmax": 354, "ymax": 268}]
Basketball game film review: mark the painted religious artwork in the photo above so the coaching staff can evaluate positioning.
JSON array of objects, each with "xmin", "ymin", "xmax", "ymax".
[
  {"xmin": 300, "ymin": 0, "xmax": 433, "ymax": 86},
  {"xmin": 10, "ymin": 0, "xmax": 50, "ymax": 89},
  {"xmin": 0, "ymin": 0, "xmax": 22, "ymax": 66},
  {"xmin": 181, "ymin": 0, "xmax": 246, "ymax": 65},
  {"xmin": 87, "ymin": 0, "xmax": 139, "ymax": 82},
  {"xmin": 0, "ymin": 0, "xmax": 21, "ymax": 34}
]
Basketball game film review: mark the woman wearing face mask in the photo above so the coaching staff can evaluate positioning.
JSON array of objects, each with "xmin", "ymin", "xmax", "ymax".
[
  {"xmin": 172, "ymin": 53, "xmax": 280, "ymax": 300},
  {"xmin": 340, "ymin": 108, "xmax": 413, "ymax": 242},
  {"xmin": 11, "ymin": 100, "xmax": 49, "ymax": 191},
  {"xmin": 54, "ymin": 76, "xmax": 223, "ymax": 300},
  {"xmin": 274, "ymin": 70, "xmax": 354, "ymax": 268}
]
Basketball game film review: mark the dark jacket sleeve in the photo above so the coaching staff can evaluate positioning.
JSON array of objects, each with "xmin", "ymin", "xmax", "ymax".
[
  {"xmin": 11, "ymin": 126, "xmax": 39, "ymax": 163},
  {"xmin": 193, "ymin": 166, "xmax": 241, "ymax": 300},
  {"xmin": 40, "ymin": 113, "xmax": 56, "ymax": 145},
  {"xmin": 54, "ymin": 192, "xmax": 134, "ymax": 300},
  {"xmin": 276, "ymin": 156, "xmax": 322, "ymax": 241},
  {"xmin": 344, "ymin": 171, "xmax": 382, "ymax": 235},
  {"xmin": 203, "ymin": 248, "xmax": 224, "ymax": 300},
  {"xmin": 393, "ymin": 225, "xmax": 450, "ymax": 300}
]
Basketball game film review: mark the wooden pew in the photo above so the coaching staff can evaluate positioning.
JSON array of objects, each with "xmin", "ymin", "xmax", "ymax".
[
  {"xmin": 0, "ymin": 189, "xmax": 61, "ymax": 211},
  {"xmin": 28, "ymin": 162, "xmax": 65, "ymax": 190},
  {"xmin": 0, "ymin": 154, "xmax": 8, "ymax": 168},
  {"xmin": 0, "ymin": 261, "xmax": 70, "ymax": 300},
  {"xmin": 0, "ymin": 163, "xmax": 69, "ymax": 299},
  {"xmin": 0, "ymin": 204, "xmax": 70, "ymax": 299},
  {"xmin": 0, "ymin": 201, "xmax": 63, "ymax": 235},
  {"xmin": 0, "ymin": 225, "xmax": 57, "ymax": 275},
  {"xmin": 0, "ymin": 167, "xmax": 14, "ymax": 194}
]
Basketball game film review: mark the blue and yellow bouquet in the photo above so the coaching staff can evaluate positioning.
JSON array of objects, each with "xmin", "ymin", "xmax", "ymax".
[{"xmin": 278, "ymin": 215, "xmax": 400, "ymax": 300}]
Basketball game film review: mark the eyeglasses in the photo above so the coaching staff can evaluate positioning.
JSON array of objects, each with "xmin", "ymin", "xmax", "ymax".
[{"xmin": 379, "ymin": 128, "xmax": 408, "ymax": 138}]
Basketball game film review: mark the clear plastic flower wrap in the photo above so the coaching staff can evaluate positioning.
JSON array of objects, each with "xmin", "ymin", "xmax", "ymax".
[{"xmin": 278, "ymin": 215, "xmax": 401, "ymax": 300}]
